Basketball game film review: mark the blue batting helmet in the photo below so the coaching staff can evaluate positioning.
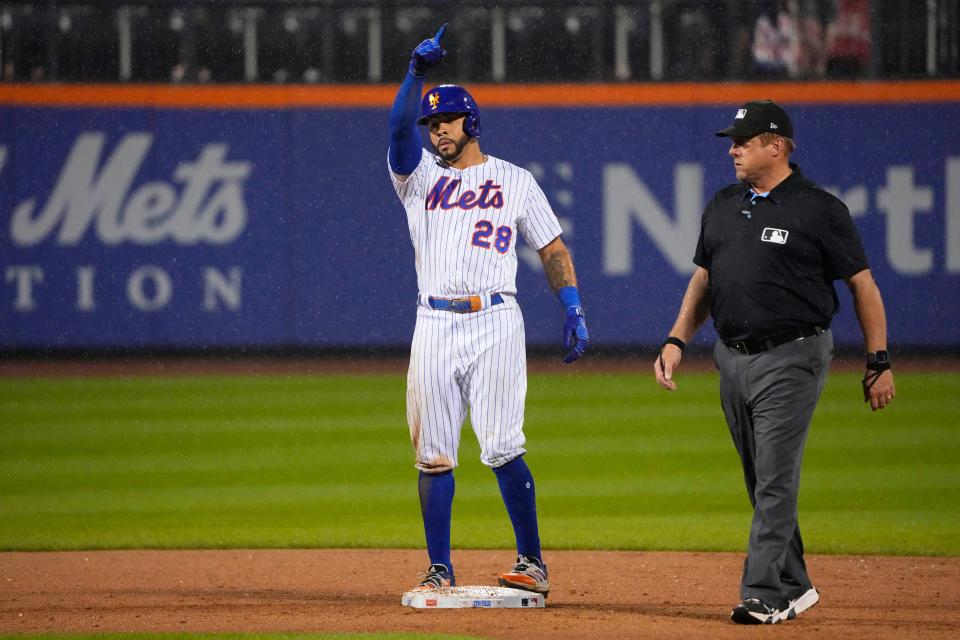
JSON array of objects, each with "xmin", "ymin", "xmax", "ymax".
[{"xmin": 417, "ymin": 85, "xmax": 481, "ymax": 137}]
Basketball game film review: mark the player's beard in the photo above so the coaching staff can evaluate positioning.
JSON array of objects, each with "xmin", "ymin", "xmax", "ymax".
[{"xmin": 435, "ymin": 133, "xmax": 471, "ymax": 163}]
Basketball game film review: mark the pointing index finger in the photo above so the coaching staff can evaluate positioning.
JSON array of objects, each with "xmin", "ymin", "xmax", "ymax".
[{"xmin": 434, "ymin": 23, "xmax": 448, "ymax": 43}]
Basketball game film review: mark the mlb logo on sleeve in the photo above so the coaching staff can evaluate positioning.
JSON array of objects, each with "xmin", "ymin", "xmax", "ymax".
[{"xmin": 761, "ymin": 227, "xmax": 789, "ymax": 244}]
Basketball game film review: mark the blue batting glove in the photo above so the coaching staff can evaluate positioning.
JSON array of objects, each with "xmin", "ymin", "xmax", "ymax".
[
  {"xmin": 558, "ymin": 286, "xmax": 589, "ymax": 364},
  {"xmin": 409, "ymin": 23, "xmax": 448, "ymax": 77},
  {"xmin": 563, "ymin": 306, "xmax": 589, "ymax": 363}
]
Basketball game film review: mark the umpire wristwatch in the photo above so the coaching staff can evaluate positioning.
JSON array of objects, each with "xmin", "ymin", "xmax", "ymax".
[{"xmin": 866, "ymin": 350, "xmax": 891, "ymax": 371}]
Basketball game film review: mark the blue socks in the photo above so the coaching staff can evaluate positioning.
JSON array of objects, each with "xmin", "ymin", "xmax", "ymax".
[
  {"xmin": 418, "ymin": 470, "xmax": 455, "ymax": 573},
  {"xmin": 419, "ymin": 458, "xmax": 542, "ymax": 572},
  {"xmin": 493, "ymin": 455, "xmax": 542, "ymax": 561}
]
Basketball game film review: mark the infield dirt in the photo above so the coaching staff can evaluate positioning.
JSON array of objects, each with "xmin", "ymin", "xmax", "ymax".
[{"xmin": 2, "ymin": 549, "xmax": 958, "ymax": 640}]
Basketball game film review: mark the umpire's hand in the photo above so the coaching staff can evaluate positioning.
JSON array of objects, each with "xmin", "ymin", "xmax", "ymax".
[
  {"xmin": 863, "ymin": 368, "xmax": 895, "ymax": 411},
  {"xmin": 409, "ymin": 23, "xmax": 447, "ymax": 77},
  {"xmin": 654, "ymin": 344, "xmax": 682, "ymax": 391}
]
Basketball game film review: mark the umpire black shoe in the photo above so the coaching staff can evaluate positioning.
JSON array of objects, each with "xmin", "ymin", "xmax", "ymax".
[{"xmin": 731, "ymin": 598, "xmax": 782, "ymax": 624}]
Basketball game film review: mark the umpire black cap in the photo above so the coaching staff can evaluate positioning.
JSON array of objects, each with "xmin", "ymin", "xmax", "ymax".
[{"xmin": 716, "ymin": 100, "xmax": 794, "ymax": 139}]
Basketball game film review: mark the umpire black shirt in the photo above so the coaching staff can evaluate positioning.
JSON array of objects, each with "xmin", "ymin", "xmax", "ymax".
[{"xmin": 693, "ymin": 164, "xmax": 868, "ymax": 342}]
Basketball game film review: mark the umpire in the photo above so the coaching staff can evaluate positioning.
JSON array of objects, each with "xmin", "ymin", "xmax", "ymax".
[{"xmin": 654, "ymin": 100, "xmax": 896, "ymax": 625}]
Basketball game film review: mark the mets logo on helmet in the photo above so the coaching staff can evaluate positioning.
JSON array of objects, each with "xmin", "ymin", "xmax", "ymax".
[{"xmin": 428, "ymin": 92, "xmax": 440, "ymax": 109}]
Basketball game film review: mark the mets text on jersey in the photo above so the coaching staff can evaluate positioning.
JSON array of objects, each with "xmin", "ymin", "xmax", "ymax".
[{"xmin": 425, "ymin": 177, "xmax": 504, "ymax": 211}]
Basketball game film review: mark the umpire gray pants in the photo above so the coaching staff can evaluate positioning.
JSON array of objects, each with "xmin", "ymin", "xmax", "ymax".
[{"xmin": 714, "ymin": 328, "xmax": 833, "ymax": 609}]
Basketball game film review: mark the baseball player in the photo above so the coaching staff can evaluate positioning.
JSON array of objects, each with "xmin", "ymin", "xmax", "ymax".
[{"xmin": 387, "ymin": 24, "xmax": 589, "ymax": 597}]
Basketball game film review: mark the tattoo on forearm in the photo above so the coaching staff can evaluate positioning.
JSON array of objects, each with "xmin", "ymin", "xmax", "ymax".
[{"xmin": 544, "ymin": 250, "xmax": 575, "ymax": 292}]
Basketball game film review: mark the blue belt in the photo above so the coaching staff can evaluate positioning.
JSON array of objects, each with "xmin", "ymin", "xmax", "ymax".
[{"xmin": 428, "ymin": 293, "xmax": 504, "ymax": 313}]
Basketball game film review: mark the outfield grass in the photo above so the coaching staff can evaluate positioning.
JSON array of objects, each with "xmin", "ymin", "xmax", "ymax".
[{"xmin": 0, "ymin": 370, "xmax": 957, "ymax": 555}]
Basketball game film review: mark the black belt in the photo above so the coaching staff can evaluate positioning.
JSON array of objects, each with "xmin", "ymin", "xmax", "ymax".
[
  {"xmin": 428, "ymin": 293, "xmax": 504, "ymax": 313},
  {"xmin": 724, "ymin": 325, "xmax": 824, "ymax": 356}
]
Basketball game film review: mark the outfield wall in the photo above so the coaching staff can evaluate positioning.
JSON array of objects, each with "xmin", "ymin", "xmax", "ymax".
[{"xmin": 1, "ymin": 82, "xmax": 959, "ymax": 349}]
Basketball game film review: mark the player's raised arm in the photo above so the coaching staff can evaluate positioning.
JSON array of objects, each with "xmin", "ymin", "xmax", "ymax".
[
  {"xmin": 388, "ymin": 24, "xmax": 447, "ymax": 178},
  {"xmin": 537, "ymin": 237, "xmax": 589, "ymax": 364}
]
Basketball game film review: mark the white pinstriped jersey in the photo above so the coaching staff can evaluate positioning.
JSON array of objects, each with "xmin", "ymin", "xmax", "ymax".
[
  {"xmin": 389, "ymin": 148, "xmax": 562, "ymax": 297},
  {"xmin": 388, "ymin": 146, "xmax": 559, "ymax": 471}
]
